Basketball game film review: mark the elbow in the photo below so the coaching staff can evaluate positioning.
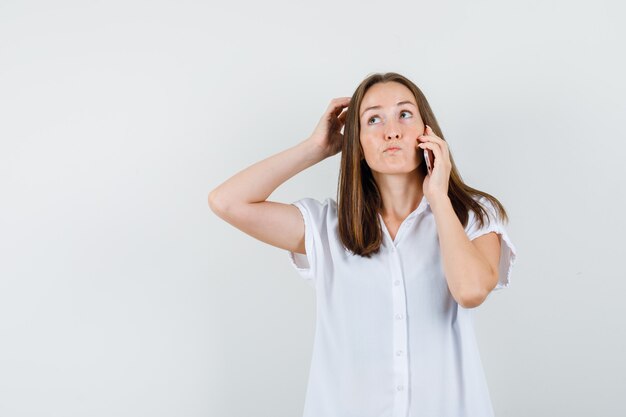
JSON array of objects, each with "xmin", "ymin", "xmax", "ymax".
[
  {"xmin": 457, "ymin": 288, "xmax": 488, "ymax": 309},
  {"xmin": 208, "ymin": 190, "xmax": 217, "ymax": 211},
  {"xmin": 208, "ymin": 189, "xmax": 227, "ymax": 215},
  {"xmin": 457, "ymin": 267, "xmax": 498, "ymax": 308}
]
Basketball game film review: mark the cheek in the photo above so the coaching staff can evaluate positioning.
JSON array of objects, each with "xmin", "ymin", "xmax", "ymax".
[{"xmin": 359, "ymin": 136, "xmax": 375, "ymax": 157}]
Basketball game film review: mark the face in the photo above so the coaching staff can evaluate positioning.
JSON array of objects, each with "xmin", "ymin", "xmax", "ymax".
[{"xmin": 359, "ymin": 81, "xmax": 425, "ymax": 175}]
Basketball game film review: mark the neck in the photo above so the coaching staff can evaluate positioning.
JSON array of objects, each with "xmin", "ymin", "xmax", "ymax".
[{"xmin": 375, "ymin": 168, "xmax": 425, "ymax": 221}]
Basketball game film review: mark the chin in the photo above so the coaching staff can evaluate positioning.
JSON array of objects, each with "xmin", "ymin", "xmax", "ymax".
[{"xmin": 371, "ymin": 164, "xmax": 420, "ymax": 175}]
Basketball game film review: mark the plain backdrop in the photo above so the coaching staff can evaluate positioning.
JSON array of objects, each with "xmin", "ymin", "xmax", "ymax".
[{"xmin": 1, "ymin": 0, "xmax": 625, "ymax": 416}]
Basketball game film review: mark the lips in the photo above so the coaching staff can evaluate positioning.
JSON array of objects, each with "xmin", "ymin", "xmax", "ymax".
[{"xmin": 385, "ymin": 147, "xmax": 401, "ymax": 152}]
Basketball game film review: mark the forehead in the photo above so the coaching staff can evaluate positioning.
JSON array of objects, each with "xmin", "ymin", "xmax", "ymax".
[{"xmin": 360, "ymin": 82, "xmax": 415, "ymax": 110}]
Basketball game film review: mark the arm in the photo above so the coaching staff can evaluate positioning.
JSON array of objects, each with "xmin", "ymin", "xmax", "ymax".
[
  {"xmin": 429, "ymin": 195, "xmax": 501, "ymax": 309},
  {"xmin": 416, "ymin": 126, "xmax": 500, "ymax": 308},
  {"xmin": 208, "ymin": 139, "xmax": 327, "ymax": 255},
  {"xmin": 208, "ymin": 97, "xmax": 350, "ymax": 254},
  {"xmin": 209, "ymin": 96, "xmax": 350, "ymax": 210},
  {"xmin": 208, "ymin": 139, "xmax": 326, "ymax": 210}
]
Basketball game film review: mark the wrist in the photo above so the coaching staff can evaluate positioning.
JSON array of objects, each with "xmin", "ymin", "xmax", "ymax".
[
  {"xmin": 302, "ymin": 138, "xmax": 328, "ymax": 160},
  {"xmin": 427, "ymin": 193, "xmax": 451, "ymax": 210},
  {"xmin": 300, "ymin": 138, "xmax": 328, "ymax": 163}
]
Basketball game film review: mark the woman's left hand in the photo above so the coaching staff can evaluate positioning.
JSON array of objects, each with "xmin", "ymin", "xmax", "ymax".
[{"xmin": 416, "ymin": 125, "xmax": 451, "ymax": 202}]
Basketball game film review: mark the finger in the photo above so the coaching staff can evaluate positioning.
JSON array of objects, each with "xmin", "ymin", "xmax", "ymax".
[
  {"xmin": 418, "ymin": 126, "xmax": 434, "ymax": 142},
  {"xmin": 418, "ymin": 141, "xmax": 445, "ymax": 168},
  {"xmin": 330, "ymin": 97, "xmax": 351, "ymax": 108},
  {"xmin": 419, "ymin": 143, "xmax": 442, "ymax": 171},
  {"xmin": 329, "ymin": 99, "xmax": 351, "ymax": 116},
  {"xmin": 423, "ymin": 125, "xmax": 449, "ymax": 160},
  {"xmin": 422, "ymin": 125, "xmax": 441, "ymax": 141}
]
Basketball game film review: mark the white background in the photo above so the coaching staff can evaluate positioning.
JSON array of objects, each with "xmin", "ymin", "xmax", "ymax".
[{"xmin": 1, "ymin": 0, "xmax": 625, "ymax": 416}]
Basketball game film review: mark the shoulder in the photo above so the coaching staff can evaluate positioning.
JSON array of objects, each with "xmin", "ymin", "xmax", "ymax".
[
  {"xmin": 291, "ymin": 196, "xmax": 336, "ymax": 211},
  {"xmin": 470, "ymin": 195, "xmax": 502, "ymax": 222},
  {"xmin": 290, "ymin": 197, "xmax": 337, "ymax": 224},
  {"xmin": 464, "ymin": 194, "xmax": 509, "ymax": 240},
  {"xmin": 465, "ymin": 195, "xmax": 495, "ymax": 233}
]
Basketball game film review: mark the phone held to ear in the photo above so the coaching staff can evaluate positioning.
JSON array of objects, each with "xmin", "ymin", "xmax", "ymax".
[{"xmin": 424, "ymin": 148, "xmax": 434, "ymax": 175}]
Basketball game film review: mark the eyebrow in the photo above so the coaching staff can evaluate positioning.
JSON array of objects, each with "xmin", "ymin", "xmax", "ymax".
[{"xmin": 360, "ymin": 100, "xmax": 416, "ymax": 118}]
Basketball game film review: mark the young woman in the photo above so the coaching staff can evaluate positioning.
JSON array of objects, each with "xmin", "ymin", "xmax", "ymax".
[{"xmin": 209, "ymin": 72, "xmax": 517, "ymax": 417}]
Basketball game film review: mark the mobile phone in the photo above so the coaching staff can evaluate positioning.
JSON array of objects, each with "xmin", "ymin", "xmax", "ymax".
[{"xmin": 424, "ymin": 149, "xmax": 434, "ymax": 175}]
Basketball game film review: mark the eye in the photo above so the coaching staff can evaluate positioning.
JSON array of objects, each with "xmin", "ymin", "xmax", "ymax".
[
  {"xmin": 367, "ymin": 116, "xmax": 381, "ymax": 125},
  {"xmin": 400, "ymin": 110, "xmax": 412, "ymax": 119}
]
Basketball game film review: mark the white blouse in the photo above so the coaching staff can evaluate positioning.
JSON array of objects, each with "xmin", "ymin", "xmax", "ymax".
[{"xmin": 287, "ymin": 194, "xmax": 517, "ymax": 417}]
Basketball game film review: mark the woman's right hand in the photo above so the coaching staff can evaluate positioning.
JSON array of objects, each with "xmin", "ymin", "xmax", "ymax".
[{"xmin": 308, "ymin": 97, "xmax": 351, "ymax": 158}]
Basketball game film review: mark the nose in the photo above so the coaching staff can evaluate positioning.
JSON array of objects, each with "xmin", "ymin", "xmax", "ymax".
[
  {"xmin": 385, "ymin": 127, "xmax": 400, "ymax": 140},
  {"xmin": 385, "ymin": 120, "xmax": 401, "ymax": 140}
]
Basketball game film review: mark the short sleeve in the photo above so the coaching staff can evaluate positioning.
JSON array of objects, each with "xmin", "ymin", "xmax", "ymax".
[
  {"xmin": 287, "ymin": 197, "xmax": 329, "ymax": 289},
  {"xmin": 465, "ymin": 197, "xmax": 518, "ymax": 291}
]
